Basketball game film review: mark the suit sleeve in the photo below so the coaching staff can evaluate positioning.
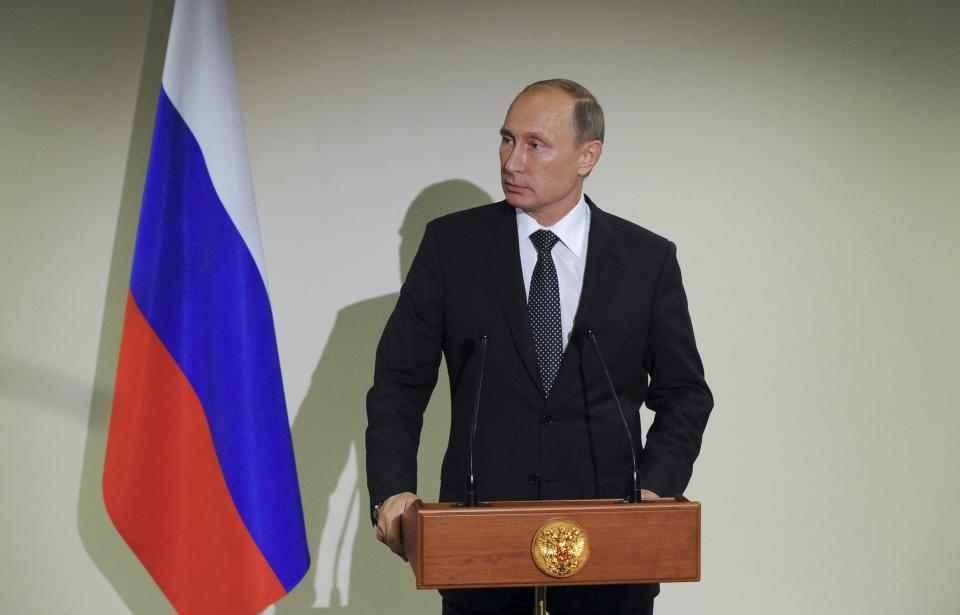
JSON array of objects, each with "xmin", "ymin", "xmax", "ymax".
[
  {"xmin": 639, "ymin": 241, "xmax": 713, "ymax": 497},
  {"xmin": 365, "ymin": 221, "xmax": 445, "ymax": 520}
]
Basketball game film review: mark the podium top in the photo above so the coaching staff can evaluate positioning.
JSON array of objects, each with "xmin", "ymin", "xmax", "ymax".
[{"xmin": 420, "ymin": 496, "xmax": 690, "ymax": 511}]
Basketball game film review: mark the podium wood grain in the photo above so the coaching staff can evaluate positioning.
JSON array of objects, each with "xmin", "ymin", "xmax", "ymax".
[{"xmin": 402, "ymin": 498, "xmax": 700, "ymax": 589}]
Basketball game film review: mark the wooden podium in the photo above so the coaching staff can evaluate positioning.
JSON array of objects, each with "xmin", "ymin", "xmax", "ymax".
[{"xmin": 401, "ymin": 497, "xmax": 700, "ymax": 591}]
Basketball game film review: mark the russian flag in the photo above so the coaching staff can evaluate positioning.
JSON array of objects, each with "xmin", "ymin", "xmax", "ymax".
[{"xmin": 102, "ymin": 1, "xmax": 310, "ymax": 613}]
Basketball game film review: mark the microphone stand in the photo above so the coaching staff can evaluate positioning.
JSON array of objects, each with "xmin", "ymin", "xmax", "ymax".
[
  {"xmin": 586, "ymin": 330, "xmax": 644, "ymax": 504},
  {"xmin": 458, "ymin": 334, "xmax": 488, "ymax": 508}
]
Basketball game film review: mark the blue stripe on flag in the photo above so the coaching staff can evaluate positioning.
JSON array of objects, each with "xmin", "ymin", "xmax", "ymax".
[{"xmin": 129, "ymin": 88, "xmax": 309, "ymax": 591}]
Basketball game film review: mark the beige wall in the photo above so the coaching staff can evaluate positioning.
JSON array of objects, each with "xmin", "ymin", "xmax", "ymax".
[{"xmin": 2, "ymin": 1, "xmax": 958, "ymax": 613}]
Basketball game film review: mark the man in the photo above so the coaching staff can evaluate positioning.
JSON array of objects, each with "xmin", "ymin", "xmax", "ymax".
[{"xmin": 366, "ymin": 79, "xmax": 712, "ymax": 614}]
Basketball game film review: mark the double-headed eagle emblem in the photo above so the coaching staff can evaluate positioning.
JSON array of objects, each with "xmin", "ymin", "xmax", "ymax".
[{"xmin": 531, "ymin": 520, "xmax": 590, "ymax": 577}]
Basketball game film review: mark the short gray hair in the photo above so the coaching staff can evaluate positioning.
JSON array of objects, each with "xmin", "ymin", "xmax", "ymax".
[{"xmin": 520, "ymin": 78, "xmax": 605, "ymax": 145}]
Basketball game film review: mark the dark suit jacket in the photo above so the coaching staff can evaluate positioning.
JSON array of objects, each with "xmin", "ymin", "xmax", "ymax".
[{"xmin": 366, "ymin": 197, "xmax": 712, "ymax": 611}]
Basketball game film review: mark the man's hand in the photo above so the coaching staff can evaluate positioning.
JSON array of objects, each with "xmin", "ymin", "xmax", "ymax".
[
  {"xmin": 375, "ymin": 491, "xmax": 419, "ymax": 561},
  {"xmin": 640, "ymin": 489, "xmax": 659, "ymax": 500}
]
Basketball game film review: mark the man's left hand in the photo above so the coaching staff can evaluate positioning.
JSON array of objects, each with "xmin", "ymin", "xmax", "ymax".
[{"xmin": 375, "ymin": 491, "xmax": 418, "ymax": 561}]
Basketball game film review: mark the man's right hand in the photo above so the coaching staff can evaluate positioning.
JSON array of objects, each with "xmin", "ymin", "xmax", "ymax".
[{"xmin": 375, "ymin": 491, "xmax": 419, "ymax": 561}]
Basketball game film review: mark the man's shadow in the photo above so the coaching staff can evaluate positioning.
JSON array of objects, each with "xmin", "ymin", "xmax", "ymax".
[{"xmin": 275, "ymin": 181, "xmax": 492, "ymax": 613}]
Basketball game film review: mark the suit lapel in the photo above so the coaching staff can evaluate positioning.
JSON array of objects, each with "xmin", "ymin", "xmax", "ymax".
[
  {"xmin": 571, "ymin": 196, "xmax": 619, "ymax": 335},
  {"xmin": 482, "ymin": 202, "xmax": 545, "ymax": 396},
  {"xmin": 550, "ymin": 197, "xmax": 619, "ymax": 392}
]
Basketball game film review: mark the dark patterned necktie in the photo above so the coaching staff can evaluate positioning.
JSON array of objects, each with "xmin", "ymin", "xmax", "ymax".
[{"xmin": 528, "ymin": 229, "xmax": 563, "ymax": 397}]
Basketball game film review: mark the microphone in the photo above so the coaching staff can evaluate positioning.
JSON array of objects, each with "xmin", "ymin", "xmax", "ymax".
[
  {"xmin": 583, "ymin": 329, "xmax": 644, "ymax": 504},
  {"xmin": 460, "ymin": 330, "xmax": 488, "ymax": 507}
]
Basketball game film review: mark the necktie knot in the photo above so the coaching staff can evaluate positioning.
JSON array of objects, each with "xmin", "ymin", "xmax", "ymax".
[{"xmin": 530, "ymin": 229, "xmax": 560, "ymax": 255}]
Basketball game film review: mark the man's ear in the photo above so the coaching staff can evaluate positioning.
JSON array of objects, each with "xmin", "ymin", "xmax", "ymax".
[{"xmin": 577, "ymin": 140, "xmax": 603, "ymax": 177}]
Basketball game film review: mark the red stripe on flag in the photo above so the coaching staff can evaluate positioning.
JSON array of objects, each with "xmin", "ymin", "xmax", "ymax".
[{"xmin": 103, "ymin": 292, "xmax": 287, "ymax": 614}]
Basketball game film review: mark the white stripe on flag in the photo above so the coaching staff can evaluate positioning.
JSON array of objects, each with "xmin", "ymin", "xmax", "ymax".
[{"xmin": 161, "ymin": 0, "xmax": 269, "ymax": 287}]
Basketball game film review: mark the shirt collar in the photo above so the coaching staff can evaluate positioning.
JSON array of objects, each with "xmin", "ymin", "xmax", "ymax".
[{"xmin": 515, "ymin": 193, "xmax": 589, "ymax": 257}]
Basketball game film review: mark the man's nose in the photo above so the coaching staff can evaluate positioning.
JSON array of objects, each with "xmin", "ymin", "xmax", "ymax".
[{"xmin": 503, "ymin": 144, "xmax": 524, "ymax": 173}]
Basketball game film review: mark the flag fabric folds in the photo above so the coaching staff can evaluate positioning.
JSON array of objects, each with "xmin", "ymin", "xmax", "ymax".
[{"xmin": 102, "ymin": 1, "xmax": 309, "ymax": 613}]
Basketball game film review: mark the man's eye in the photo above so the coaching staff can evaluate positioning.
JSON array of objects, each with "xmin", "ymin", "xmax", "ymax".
[
  {"xmin": 501, "ymin": 136, "xmax": 513, "ymax": 145},
  {"xmin": 531, "ymin": 142, "xmax": 543, "ymax": 150}
]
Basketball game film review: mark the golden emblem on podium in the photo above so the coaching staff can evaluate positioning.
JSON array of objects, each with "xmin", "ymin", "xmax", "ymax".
[{"xmin": 531, "ymin": 520, "xmax": 590, "ymax": 577}]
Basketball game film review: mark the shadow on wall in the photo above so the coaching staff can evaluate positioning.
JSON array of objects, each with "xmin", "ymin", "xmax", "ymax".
[
  {"xmin": 275, "ymin": 180, "xmax": 492, "ymax": 613},
  {"xmin": 76, "ymin": 0, "xmax": 176, "ymax": 613},
  {"xmin": 71, "ymin": 0, "xmax": 492, "ymax": 609}
]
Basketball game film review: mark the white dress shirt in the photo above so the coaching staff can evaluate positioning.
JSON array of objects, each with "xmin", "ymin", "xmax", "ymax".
[{"xmin": 516, "ymin": 194, "xmax": 590, "ymax": 350}]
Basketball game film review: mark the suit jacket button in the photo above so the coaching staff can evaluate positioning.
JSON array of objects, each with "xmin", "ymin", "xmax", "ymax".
[
  {"xmin": 528, "ymin": 473, "xmax": 540, "ymax": 485},
  {"xmin": 541, "ymin": 414, "xmax": 553, "ymax": 425}
]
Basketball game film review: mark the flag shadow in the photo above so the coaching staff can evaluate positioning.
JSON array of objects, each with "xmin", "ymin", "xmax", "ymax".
[{"xmin": 76, "ymin": 0, "xmax": 177, "ymax": 613}]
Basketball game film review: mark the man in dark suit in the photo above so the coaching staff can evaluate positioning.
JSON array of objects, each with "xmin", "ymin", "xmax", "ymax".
[{"xmin": 366, "ymin": 79, "xmax": 712, "ymax": 614}]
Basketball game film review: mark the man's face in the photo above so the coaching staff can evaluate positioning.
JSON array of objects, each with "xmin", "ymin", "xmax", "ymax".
[{"xmin": 499, "ymin": 88, "xmax": 590, "ymax": 217}]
